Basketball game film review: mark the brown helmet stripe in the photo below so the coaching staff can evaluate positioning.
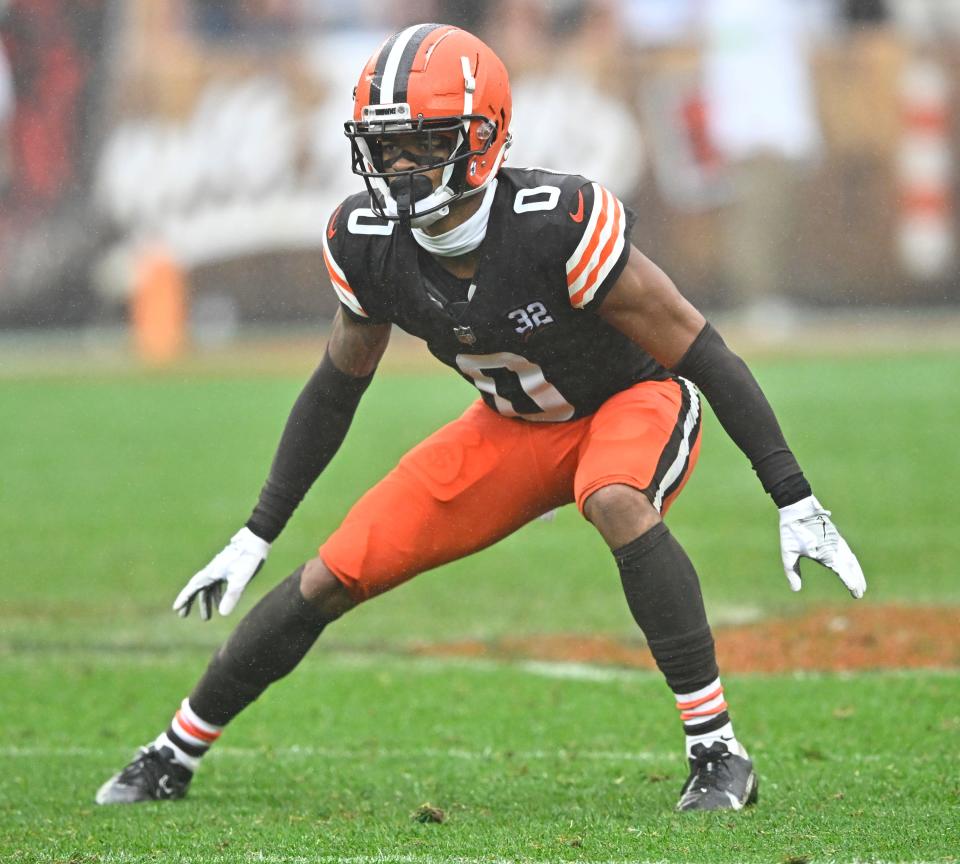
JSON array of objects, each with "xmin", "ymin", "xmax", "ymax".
[
  {"xmin": 369, "ymin": 30, "xmax": 402, "ymax": 105},
  {"xmin": 392, "ymin": 23, "xmax": 447, "ymax": 105}
]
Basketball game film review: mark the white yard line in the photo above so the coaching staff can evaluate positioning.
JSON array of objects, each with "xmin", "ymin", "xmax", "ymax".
[
  {"xmin": 18, "ymin": 855, "xmax": 671, "ymax": 864},
  {"xmin": 514, "ymin": 661, "xmax": 653, "ymax": 683},
  {"xmin": 0, "ymin": 744, "xmax": 670, "ymax": 763},
  {"xmin": 10, "ymin": 855, "xmax": 610, "ymax": 864},
  {"xmin": 2, "ymin": 744, "xmax": 946, "ymax": 765},
  {"xmin": 18, "ymin": 853, "xmax": 957, "ymax": 864},
  {"xmin": 3, "ymin": 644, "xmax": 959, "ymax": 682}
]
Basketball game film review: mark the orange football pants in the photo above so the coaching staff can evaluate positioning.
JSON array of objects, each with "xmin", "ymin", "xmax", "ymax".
[{"xmin": 320, "ymin": 377, "xmax": 702, "ymax": 602}]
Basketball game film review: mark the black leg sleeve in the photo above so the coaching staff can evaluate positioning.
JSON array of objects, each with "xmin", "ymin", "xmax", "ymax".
[
  {"xmin": 188, "ymin": 568, "xmax": 331, "ymax": 726},
  {"xmin": 614, "ymin": 523, "xmax": 719, "ymax": 693}
]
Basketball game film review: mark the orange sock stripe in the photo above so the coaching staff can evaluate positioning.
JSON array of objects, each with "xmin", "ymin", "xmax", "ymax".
[
  {"xmin": 675, "ymin": 686, "xmax": 723, "ymax": 712},
  {"xmin": 176, "ymin": 710, "xmax": 221, "ymax": 743},
  {"xmin": 681, "ymin": 700, "xmax": 728, "ymax": 721}
]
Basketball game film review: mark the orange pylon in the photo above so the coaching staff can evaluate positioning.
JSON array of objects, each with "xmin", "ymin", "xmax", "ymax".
[{"xmin": 131, "ymin": 249, "xmax": 187, "ymax": 364}]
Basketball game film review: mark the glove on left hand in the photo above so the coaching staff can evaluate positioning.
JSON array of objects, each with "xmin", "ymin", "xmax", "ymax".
[
  {"xmin": 778, "ymin": 495, "xmax": 866, "ymax": 599},
  {"xmin": 172, "ymin": 527, "xmax": 270, "ymax": 620}
]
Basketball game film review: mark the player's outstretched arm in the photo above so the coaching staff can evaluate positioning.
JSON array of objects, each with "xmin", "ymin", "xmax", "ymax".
[
  {"xmin": 173, "ymin": 312, "xmax": 391, "ymax": 619},
  {"xmin": 599, "ymin": 246, "xmax": 865, "ymax": 599}
]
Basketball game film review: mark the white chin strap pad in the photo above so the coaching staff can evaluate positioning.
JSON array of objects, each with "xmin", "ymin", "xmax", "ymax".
[
  {"xmin": 409, "ymin": 203, "xmax": 451, "ymax": 229},
  {"xmin": 374, "ymin": 176, "xmax": 465, "ymax": 228}
]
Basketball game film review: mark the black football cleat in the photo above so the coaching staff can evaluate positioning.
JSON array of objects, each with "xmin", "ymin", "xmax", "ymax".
[
  {"xmin": 676, "ymin": 741, "xmax": 758, "ymax": 812},
  {"xmin": 95, "ymin": 745, "xmax": 193, "ymax": 805}
]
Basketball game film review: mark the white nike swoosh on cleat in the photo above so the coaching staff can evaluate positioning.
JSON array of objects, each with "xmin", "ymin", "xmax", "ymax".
[{"xmin": 724, "ymin": 791, "xmax": 744, "ymax": 809}]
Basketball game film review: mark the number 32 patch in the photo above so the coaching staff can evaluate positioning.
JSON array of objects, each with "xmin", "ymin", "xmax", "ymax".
[{"xmin": 508, "ymin": 301, "xmax": 554, "ymax": 335}]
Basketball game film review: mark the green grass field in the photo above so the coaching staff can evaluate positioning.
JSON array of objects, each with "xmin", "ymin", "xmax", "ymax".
[{"xmin": 2, "ymin": 348, "xmax": 959, "ymax": 863}]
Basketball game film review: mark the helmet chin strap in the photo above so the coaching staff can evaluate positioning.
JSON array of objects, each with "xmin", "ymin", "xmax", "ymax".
[
  {"xmin": 411, "ymin": 179, "xmax": 498, "ymax": 257},
  {"xmin": 377, "ymin": 176, "xmax": 456, "ymax": 227},
  {"xmin": 409, "ymin": 200, "xmax": 452, "ymax": 229},
  {"xmin": 374, "ymin": 115, "xmax": 496, "ymax": 228}
]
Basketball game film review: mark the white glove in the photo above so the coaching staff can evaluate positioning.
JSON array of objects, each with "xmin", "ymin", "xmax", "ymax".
[
  {"xmin": 173, "ymin": 527, "xmax": 271, "ymax": 620},
  {"xmin": 778, "ymin": 495, "xmax": 866, "ymax": 599}
]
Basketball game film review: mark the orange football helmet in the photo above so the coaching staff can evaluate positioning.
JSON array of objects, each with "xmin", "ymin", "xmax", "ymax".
[{"xmin": 345, "ymin": 23, "xmax": 512, "ymax": 227}]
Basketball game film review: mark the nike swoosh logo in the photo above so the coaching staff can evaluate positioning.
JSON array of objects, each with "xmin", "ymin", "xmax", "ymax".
[
  {"xmin": 724, "ymin": 791, "xmax": 744, "ymax": 810},
  {"xmin": 327, "ymin": 204, "xmax": 343, "ymax": 239},
  {"xmin": 569, "ymin": 189, "xmax": 584, "ymax": 223}
]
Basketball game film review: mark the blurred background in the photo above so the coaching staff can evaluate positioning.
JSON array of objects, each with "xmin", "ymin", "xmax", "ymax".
[
  {"xmin": 1, "ymin": 0, "xmax": 959, "ymax": 363},
  {"xmin": 2, "ymin": 14, "xmax": 958, "ymax": 853}
]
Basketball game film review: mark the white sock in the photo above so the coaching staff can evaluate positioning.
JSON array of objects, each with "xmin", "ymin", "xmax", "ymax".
[
  {"xmin": 684, "ymin": 720, "xmax": 747, "ymax": 759},
  {"xmin": 673, "ymin": 677, "xmax": 747, "ymax": 759},
  {"xmin": 154, "ymin": 732, "xmax": 200, "ymax": 772}
]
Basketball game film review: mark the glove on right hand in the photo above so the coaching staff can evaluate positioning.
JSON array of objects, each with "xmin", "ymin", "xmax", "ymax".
[{"xmin": 778, "ymin": 495, "xmax": 866, "ymax": 599}]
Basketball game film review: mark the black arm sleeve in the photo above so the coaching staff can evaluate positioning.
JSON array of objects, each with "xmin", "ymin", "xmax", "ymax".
[
  {"xmin": 245, "ymin": 349, "xmax": 374, "ymax": 542},
  {"xmin": 673, "ymin": 323, "xmax": 811, "ymax": 507}
]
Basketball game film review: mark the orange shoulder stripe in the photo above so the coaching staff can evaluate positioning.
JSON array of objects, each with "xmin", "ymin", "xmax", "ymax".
[
  {"xmin": 322, "ymin": 245, "xmax": 357, "ymax": 298},
  {"xmin": 569, "ymin": 195, "xmax": 623, "ymax": 307},
  {"xmin": 566, "ymin": 188, "xmax": 611, "ymax": 288}
]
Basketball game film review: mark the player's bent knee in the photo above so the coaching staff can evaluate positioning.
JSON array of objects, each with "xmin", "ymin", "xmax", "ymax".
[
  {"xmin": 583, "ymin": 483, "xmax": 658, "ymax": 524},
  {"xmin": 583, "ymin": 483, "xmax": 661, "ymax": 549},
  {"xmin": 299, "ymin": 557, "xmax": 357, "ymax": 622}
]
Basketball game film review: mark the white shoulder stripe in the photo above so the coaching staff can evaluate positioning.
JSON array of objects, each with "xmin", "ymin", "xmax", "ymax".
[
  {"xmin": 331, "ymin": 283, "xmax": 368, "ymax": 318},
  {"xmin": 565, "ymin": 182, "xmax": 604, "ymax": 276},
  {"xmin": 567, "ymin": 188, "xmax": 625, "ymax": 302},
  {"xmin": 321, "ymin": 229, "xmax": 369, "ymax": 318},
  {"xmin": 568, "ymin": 186, "xmax": 616, "ymax": 295},
  {"xmin": 321, "ymin": 230, "xmax": 347, "ymax": 282},
  {"xmin": 572, "ymin": 198, "xmax": 626, "ymax": 307}
]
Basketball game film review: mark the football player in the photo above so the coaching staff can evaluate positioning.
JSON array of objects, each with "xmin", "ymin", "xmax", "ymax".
[{"xmin": 96, "ymin": 24, "xmax": 865, "ymax": 812}]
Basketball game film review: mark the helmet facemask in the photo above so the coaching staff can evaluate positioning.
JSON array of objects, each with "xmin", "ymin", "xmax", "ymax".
[{"xmin": 345, "ymin": 108, "xmax": 501, "ymax": 229}]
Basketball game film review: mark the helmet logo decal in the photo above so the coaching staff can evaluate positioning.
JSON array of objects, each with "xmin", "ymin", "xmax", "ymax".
[{"xmin": 422, "ymin": 28, "xmax": 456, "ymax": 68}]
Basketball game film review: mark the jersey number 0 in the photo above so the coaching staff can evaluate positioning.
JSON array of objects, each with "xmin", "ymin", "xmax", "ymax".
[{"xmin": 456, "ymin": 352, "xmax": 575, "ymax": 422}]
